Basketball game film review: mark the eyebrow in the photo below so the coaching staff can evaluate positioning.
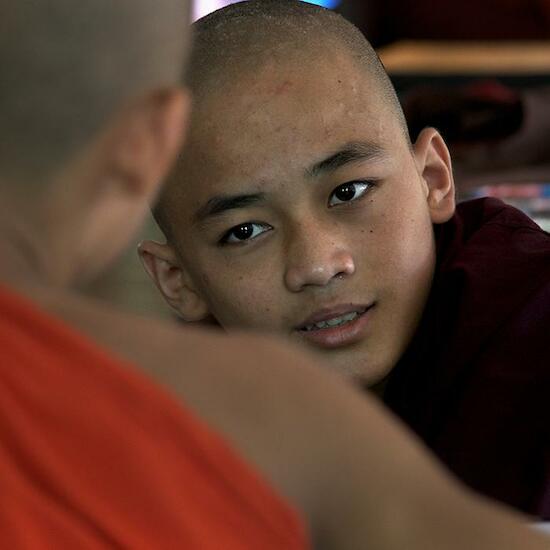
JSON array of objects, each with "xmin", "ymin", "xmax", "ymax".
[
  {"xmin": 193, "ymin": 141, "xmax": 386, "ymax": 224},
  {"xmin": 194, "ymin": 193, "xmax": 266, "ymax": 224},
  {"xmin": 307, "ymin": 141, "xmax": 388, "ymax": 178}
]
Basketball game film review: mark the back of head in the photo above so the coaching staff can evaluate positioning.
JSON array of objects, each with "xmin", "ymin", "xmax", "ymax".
[{"xmin": 0, "ymin": 0, "xmax": 189, "ymax": 185}]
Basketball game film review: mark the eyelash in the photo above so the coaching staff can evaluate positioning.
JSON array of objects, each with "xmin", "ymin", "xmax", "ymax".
[
  {"xmin": 328, "ymin": 180, "xmax": 375, "ymax": 207},
  {"xmin": 218, "ymin": 180, "xmax": 376, "ymax": 246},
  {"xmin": 219, "ymin": 221, "xmax": 272, "ymax": 245}
]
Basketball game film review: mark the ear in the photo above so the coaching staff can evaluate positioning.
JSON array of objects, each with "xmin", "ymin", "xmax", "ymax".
[
  {"xmin": 138, "ymin": 240, "xmax": 211, "ymax": 322},
  {"xmin": 413, "ymin": 128, "xmax": 456, "ymax": 224},
  {"xmin": 100, "ymin": 87, "xmax": 191, "ymax": 201}
]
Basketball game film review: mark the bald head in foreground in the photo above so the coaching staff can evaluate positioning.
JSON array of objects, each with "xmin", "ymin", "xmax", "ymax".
[{"xmin": 1, "ymin": 0, "xmax": 549, "ymax": 548}]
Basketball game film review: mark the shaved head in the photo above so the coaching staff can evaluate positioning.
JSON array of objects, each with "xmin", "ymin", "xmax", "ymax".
[
  {"xmin": 154, "ymin": 0, "xmax": 408, "ymax": 238},
  {"xmin": 0, "ymin": 0, "xmax": 190, "ymax": 184},
  {"xmin": 186, "ymin": 0, "xmax": 402, "ymax": 113},
  {"xmin": 141, "ymin": 1, "xmax": 453, "ymax": 384}
]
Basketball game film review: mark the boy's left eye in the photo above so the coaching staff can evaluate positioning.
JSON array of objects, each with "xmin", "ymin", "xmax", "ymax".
[
  {"xmin": 328, "ymin": 181, "xmax": 372, "ymax": 206},
  {"xmin": 220, "ymin": 222, "xmax": 272, "ymax": 245}
]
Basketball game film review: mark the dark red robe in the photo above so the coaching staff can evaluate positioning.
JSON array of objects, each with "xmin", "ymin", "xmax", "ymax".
[{"xmin": 384, "ymin": 198, "xmax": 550, "ymax": 518}]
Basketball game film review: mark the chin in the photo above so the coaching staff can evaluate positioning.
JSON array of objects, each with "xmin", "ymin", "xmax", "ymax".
[
  {"xmin": 355, "ymin": 365, "xmax": 392, "ymax": 389},
  {"xmin": 311, "ymin": 346, "xmax": 393, "ymax": 386}
]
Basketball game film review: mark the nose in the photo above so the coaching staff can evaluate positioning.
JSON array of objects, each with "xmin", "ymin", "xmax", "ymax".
[{"xmin": 284, "ymin": 222, "xmax": 355, "ymax": 292}]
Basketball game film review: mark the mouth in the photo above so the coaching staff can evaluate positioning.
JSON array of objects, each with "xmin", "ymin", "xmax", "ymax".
[
  {"xmin": 300, "ymin": 308, "xmax": 367, "ymax": 331},
  {"xmin": 294, "ymin": 304, "xmax": 374, "ymax": 349}
]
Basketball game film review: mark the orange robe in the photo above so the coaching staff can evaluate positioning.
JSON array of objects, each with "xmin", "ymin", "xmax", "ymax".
[{"xmin": 0, "ymin": 286, "xmax": 309, "ymax": 549}]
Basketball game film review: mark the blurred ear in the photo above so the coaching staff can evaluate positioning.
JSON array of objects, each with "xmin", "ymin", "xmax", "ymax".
[
  {"xmin": 138, "ymin": 240, "xmax": 211, "ymax": 322},
  {"xmin": 413, "ymin": 128, "xmax": 456, "ymax": 224},
  {"xmin": 99, "ymin": 87, "xmax": 190, "ymax": 201}
]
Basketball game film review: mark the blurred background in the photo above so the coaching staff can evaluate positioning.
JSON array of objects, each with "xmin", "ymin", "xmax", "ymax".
[{"xmin": 86, "ymin": 0, "xmax": 550, "ymax": 316}]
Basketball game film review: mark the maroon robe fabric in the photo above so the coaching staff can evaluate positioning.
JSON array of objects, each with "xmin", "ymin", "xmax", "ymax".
[{"xmin": 384, "ymin": 198, "xmax": 550, "ymax": 518}]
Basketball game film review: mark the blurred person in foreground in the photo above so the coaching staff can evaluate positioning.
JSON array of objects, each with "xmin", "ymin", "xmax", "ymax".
[{"xmin": 1, "ymin": 0, "xmax": 549, "ymax": 548}]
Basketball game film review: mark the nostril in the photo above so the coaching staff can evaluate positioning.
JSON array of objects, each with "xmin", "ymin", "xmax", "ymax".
[{"xmin": 284, "ymin": 248, "xmax": 355, "ymax": 291}]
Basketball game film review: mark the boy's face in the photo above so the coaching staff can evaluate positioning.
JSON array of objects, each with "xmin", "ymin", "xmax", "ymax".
[{"xmin": 144, "ymin": 51, "xmax": 454, "ymax": 384}]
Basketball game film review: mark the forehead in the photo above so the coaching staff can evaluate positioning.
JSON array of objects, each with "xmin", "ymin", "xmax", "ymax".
[{"xmin": 180, "ymin": 50, "xmax": 404, "ymax": 200}]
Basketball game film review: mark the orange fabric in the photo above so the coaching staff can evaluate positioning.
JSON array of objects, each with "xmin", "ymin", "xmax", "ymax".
[{"xmin": 0, "ymin": 286, "xmax": 309, "ymax": 549}]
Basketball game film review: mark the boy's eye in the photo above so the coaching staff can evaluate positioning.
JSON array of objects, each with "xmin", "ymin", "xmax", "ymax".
[
  {"xmin": 328, "ymin": 181, "xmax": 372, "ymax": 206},
  {"xmin": 221, "ymin": 222, "xmax": 271, "ymax": 244}
]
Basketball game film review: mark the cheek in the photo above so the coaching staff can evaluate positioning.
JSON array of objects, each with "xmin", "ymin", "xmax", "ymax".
[
  {"xmin": 368, "ymin": 202, "xmax": 435, "ymax": 291},
  {"xmin": 399, "ymin": 215, "xmax": 434, "ymax": 276},
  {"xmin": 385, "ymin": 180, "xmax": 433, "ymax": 269},
  {"xmin": 194, "ymin": 262, "xmax": 283, "ymax": 330},
  {"xmin": 365, "ymin": 213, "xmax": 435, "ymax": 369}
]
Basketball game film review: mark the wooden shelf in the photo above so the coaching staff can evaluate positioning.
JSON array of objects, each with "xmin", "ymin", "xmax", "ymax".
[{"xmin": 378, "ymin": 41, "xmax": 550, "ymax": 75}]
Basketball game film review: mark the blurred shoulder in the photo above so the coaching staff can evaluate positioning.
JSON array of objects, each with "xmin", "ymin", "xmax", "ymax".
[{"xmin": 37, "ymin": 288, "xmax": 327, "ymax": 512}]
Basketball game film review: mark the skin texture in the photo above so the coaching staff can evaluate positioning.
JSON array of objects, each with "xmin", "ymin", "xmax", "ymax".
[
  {"xmin": 141, "ymin": 50, "xmax": 456, "ymax": 385},
  {"xmin": 1, "ymin": 0, "xmax": 549, "ymax": 546}
]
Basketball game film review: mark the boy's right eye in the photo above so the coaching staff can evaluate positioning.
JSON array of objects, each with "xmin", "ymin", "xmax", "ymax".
[{"xmin": 220, "ymin": 222, "xmax": 272, "ymax": 245}]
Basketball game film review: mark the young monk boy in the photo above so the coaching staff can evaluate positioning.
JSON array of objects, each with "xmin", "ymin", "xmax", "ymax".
[{"xmin": 140, "ymin": 0, "xmax": 550, "ymax": 518}]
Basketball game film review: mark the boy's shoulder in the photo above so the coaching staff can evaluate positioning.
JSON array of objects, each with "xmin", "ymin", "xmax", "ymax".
[
  {"xmin": 432, "ymin": 197, "xmax": 550, "ymax": 344},
  {"xmin": 437, "ymin": 196, "xmax": 550, "ymax": 263},
  {"xmin": 434, "ymin": 197, "xmax": 550, "ymax": 294},
  {"xmin": 386, "ymin": 197, "xmax": 550, "ymax": 516}
]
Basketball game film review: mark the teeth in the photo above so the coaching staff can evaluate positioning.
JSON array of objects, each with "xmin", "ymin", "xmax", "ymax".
[{"xmin": 304, "ymin": 311, "xmax": 360, "ymax": 331}]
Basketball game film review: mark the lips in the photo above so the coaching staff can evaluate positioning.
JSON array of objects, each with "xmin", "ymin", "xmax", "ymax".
[{"xmin": 294, "ymin": 303, "xmax": 374, "ymax": 349}]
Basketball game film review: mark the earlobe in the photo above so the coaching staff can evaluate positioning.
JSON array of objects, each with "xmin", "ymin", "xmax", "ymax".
[
  {"xmin": 414, "ymin": 128, "xmax": 456, "ymax": 224},
  {"xmin": 138, "ymin": 240, "xmax": 211, "ymax": 322}
]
